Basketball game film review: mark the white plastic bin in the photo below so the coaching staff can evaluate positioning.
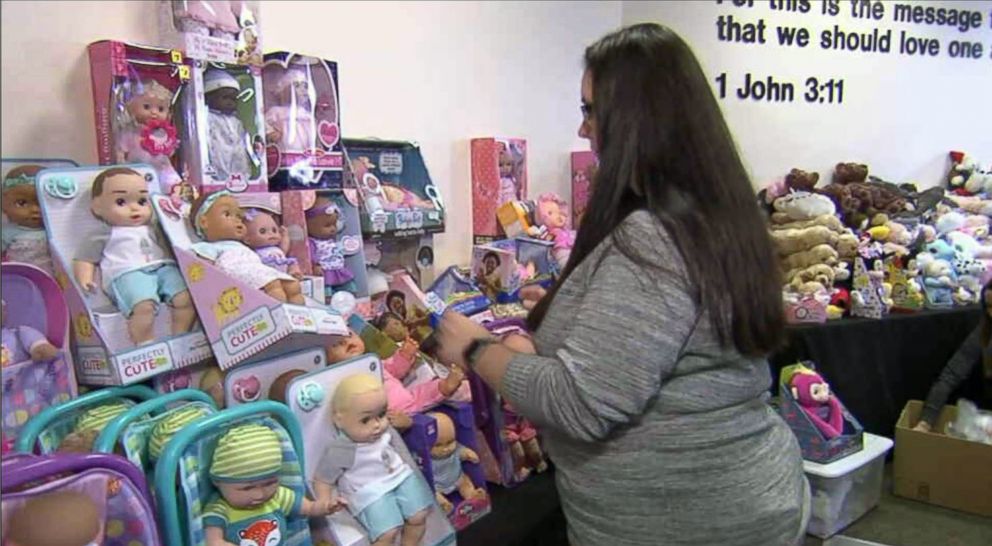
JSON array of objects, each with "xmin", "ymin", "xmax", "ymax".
[{"xmin": 803, "ymin": 432, "xmax": 894, "ymax": 538}]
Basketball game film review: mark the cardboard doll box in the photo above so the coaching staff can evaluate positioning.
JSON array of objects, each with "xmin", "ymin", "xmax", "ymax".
[
  {"xmin": 893, "ymin": 400, "xmax": 992, "ymax": 517},
  {"xmin": 470, "ymin": 238, "xmax": 557, "ymax": 304},
  {"xmin": 262, "ymin": 52, "xmax": 343, "ymax": 190},
  {"xmin": 570, "ymin": 150, "xmax": 596, "ymax": 227},
  {"xmin": 182, "ymin": 59, "xmax": 268, "ymax": 195},
  {"xmin": 157, "ymin": 0, "xmax": 263, "ymax": 65},
  {"xmin": 470, "ymin": 138, "xmax": 527, "ymax": 244},
  {"xmin": 778, "ymin": 362, "xmax": 864, "ymax": 464},
  {"xmin": 87, "ymin": 40, "xmax": 191, "ymax": 198},
  {"xmin": 343, "ymin": 138, "xmax": 445, "ymax": 239}
]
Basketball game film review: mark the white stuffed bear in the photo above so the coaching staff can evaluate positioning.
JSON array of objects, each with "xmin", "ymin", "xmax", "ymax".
[{"xmin": 773, "ymin": 191, "xmax": 837, "ymax": 222}]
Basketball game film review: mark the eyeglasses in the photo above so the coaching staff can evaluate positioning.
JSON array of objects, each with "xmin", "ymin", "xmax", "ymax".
[{"xmin": 580, "ymin": 102, "xmax": 594, "ymax": 120}]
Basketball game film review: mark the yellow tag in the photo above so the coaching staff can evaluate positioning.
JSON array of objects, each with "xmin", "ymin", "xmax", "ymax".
[
  {"xmin": 170, "ymin": 50, "xmax": 183, "ymax": 64},
  {"xmin": 178, "ymin": 66, "xmax": 190, "ymax": 81}
]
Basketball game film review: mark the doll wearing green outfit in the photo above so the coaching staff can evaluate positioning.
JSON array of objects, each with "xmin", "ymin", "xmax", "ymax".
[{"xmin": 203, "ymin": 423, "xmax": 336, "ymax": 546}]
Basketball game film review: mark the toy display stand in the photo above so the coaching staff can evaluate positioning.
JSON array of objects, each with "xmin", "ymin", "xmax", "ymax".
[
  {"xmin": 779, "ymin": 362, "xmax": 864, "ymax": 464},
  {"xmin": 284, "ymin": 355, "xmax": 457, "ymax": 546},
  {"xmin": 223, "ymin": 346, "xmax": 326, "ymax": 406},
  {"xmin": 343, "ymin": 138, "xmax": 446, "ymax": 239},
  {"xmin": 36, "ymin": 165, "xmax": 212, "ymax": 386},
  {"xmin": 151, "ymin": 193, "xmax": 349, "ymax": 371},
  {"xmin": 1, "ymin": 263, "xmax": 77, "ymax": 453}
]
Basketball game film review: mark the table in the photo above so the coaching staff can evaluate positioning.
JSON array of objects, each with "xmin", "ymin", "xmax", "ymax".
[{"xmin": 769, "ymin": 306, "xmax": 984, "ymax": 437}]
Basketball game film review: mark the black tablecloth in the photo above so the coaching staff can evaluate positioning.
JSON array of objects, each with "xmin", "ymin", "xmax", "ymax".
[
  {"xmin": 769, "ymin": 306, "xmax": 984, "ymax": 438},
  {"xmin": 457, "ymin": 470, "xmax": 567, "ymax": 546}
]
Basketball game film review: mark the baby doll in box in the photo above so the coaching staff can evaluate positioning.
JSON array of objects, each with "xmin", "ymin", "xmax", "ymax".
[
  {"xmin": 534, "ymin": 193, "xmax": 575, "ymax": 269},
  {"xmin": 73, "ymin": 167, "xmax": 197, "ymax": 345},
  {"xmin": 203, "ymin": 69, "xmax": 254, "ymax": 185},
  {"xmin": 1, "ymin": 299, "xmax": 58, "ymax": 367},
  {"xmin": 116, "ymin": 79, "xmax": 183, "ymax": 194},
  {"xmin": 190, "ymin": 191, "xmax": 305, "ymax": 304},
  {"xmin": 313, "ymin": 373, "xmax": 437, "ymax": 546},
  {"xmin": 306, "ymin": 195, "xmax": 358, "ymax": 298},
  {"xmin": 426, "ymin": 411, "xmax": 487, "ymax": 514},
  {"xmin": 203, "ymin": 423, "xmax": 335, "ymax": 546},
  {"xmin": 1, "ymin": 165, "xmax": 54, "ymax": 274}
]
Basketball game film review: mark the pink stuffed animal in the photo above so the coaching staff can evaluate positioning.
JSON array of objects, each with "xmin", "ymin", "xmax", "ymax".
[{"xmin": 791, "ymin": 371, "xmax": 844, "ymax": 439}]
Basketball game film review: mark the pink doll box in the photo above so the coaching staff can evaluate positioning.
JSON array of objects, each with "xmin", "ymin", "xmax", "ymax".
[
  {"xmin": 283, "ymin": 355, "xmax": 457, "ymax": 546},
  {"xmin": 35, "ymin": 165, "xmax": 212, "ymax": 386},
  {"xmin": 570, "ymin": 151, "xmax": 597, "ymax": 227},
  {"xmin": 183, "ymin": 60, "xmax": 268, "ymax": 195},
  {"xmin": 470, "ymin": 138, "xmax": 528, "ymax": 244},
  {"xmin": 296, "ymin": 189, "xmax": 371, "ymax": 306},
  {"xmin": 151, "ymin": 193, "xmax": 348, "ymax": 371},
  {"xmin": 157, "ymin": 0, "xmax": 263, "ymax": 65},
  {"xmin": 262, "ymin": 52, "xmax": 343, "ymax": 190},
  {"xmin": 1, "ymin": 263, "xmax": 78, "ymax": 453},
  {"xmin": 222, "ymin": 346, "xmax": 326, "ymax": 406},
  {"xmin": 1, "ymin": 158, "xmax": 79, "ymax": 277},
  {"xmin": 88, "ymin": 41, "xmax": 191, "ymax": 198},
  {"xmin": 784, "ymin": 292, "xmax": 829, "ymax": 324}
]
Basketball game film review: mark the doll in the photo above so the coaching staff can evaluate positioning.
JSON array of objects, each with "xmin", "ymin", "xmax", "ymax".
[
  {"xmin": 74, "ymin": 167, "xmax": 196, "ymax": 345},
  {"xmin": 1, "ymin": 299, "xmax": 59, "ymax": 367},
  {"xmin": 325, "ymin": 330, "xmax": 464, "ymax": 416},
  {"xmin": 116, "ymin": 79, "xmax": 182, "ymax": 195},
  {"xmin": 1, "ymin": 165, "xmax": 53, "ymax": 274},
  {"xmin": 374, "ymin": 311, "xmax": 411, "ymax": 344},
  {"xmin": 269, "ymin": 369, "xmax": 307, "ymax": 405},
  {"xmin": 57, "ymin": 401, "xmax": 130, "ymax": 453},
  {"xmin": 204, "ymin": 423, "xmax": 333, "ymax": 546},
  {"xmin": 497, "ymin": 142, "xmax": 521, "ymax": 206},
  {"xmin": 306, "ymin": 196, "xmax": 357, "ymax": 297},
  {"xmin": 790, "ymin": 371, "xmax": 845, "ymax": 439},
  {"xmin": 172, "ymin": 0, "xmax": 243, "ymax": 40},
  {"xmin": 535, "ymin": 193, "xmax": 576, "ymax": 269},
  {"xmin": 147, "ymin": 405, "xmax": 210, "ymax": 463},
  {"xmin": 380, "ymin": 184, "xmax": 437, "ymax": 211},
  {"xmin": 264, "ymin": 69, "xmax": 315, "ymax": 153},
  {"xmin": 426, "ymin": 411, "xmax": 487, "ymax": 514},
  {"xmin": 474, "ymin": 252, "xmax": 503, "ymax": 303},
  {"xmin": 244, "ymin": 208, "xmax": 301, "ymax": 277},
  {"xmin": 384, "ymin": 290, "xmax": 432, "ymax": 343},
  {"xmin": 203, "ymin": 69, "xmax": 253, "ymax": 184},
  {"xmin": 313, "ymin": 373, "xmax": 436, "ymax": 546},
  {"xmin": 500, "ymin": 334, "xmax": 548, "ymax": 479},
  {"xmin": 4, "ymin": 490, "xmax": 101, "ymax": 546},
  {"xmin": 190, "ymin": 191, "xmax": 305, "ymax": 304}
]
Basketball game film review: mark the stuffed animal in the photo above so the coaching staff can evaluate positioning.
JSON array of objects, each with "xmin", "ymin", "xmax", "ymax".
[
  {"xmin": 770, "ymin": 213, "xmax": 846, "ymax": 233},
  {"xmin": 832, "ymin": 162, "xmax": 869, "ymax": 185},
  {"xmin": 784, "ymin": 263, "xmax": 836, "ymax": 292},
  {"xmin": 782, "ymin": 244, "xmax": 839, "ymax": 271},
  {"xmin": 773, "ymin": 192, "xmax": 837, "ymax": 222},
  {"xmin": 935, "ymin": 211, "xmax": 967, "ymax": 236},
  {"xmin": 948, "ymin": 194, "xmax": 992, "ymax": 217},
  {"xmin": 836, "ymin": 232, "xmax": 859, "ymax": 260},
  {"xmin": 771, "ymin": 225, "xmax": 839, "ymax": 255},
  {"xmin": 785, "ymin": 168, "xmax": 820, "ymax": 192},
  {"xmin": 924, "ymin": 239, "xmax": 957, "ymax": 263},
  {"xmin": 951, "ymin": 153, "xmax": 992, "ymax": 195},
  {"xmin": 791, "ymin": 371, "xmax": 845, "ymax": 439}
]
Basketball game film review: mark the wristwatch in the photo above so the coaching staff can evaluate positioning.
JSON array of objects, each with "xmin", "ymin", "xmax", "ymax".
[{"xmin": 463, "ymin": 338, "xmax": 496, "ymax": 369}]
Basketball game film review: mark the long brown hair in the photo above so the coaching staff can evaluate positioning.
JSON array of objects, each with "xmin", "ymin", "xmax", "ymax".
[{"xmin": 528, "ymin": 23, "xmax": 784, "ymax": 356}]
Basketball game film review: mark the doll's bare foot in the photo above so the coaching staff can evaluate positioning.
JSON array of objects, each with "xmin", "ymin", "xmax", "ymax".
[
  {"xmin": 370, "ymin": 528, "xmax": 399, "ymax": 546},
  {"xmin": 128, "ymin": 300, "xmax": 157, "ymax": 345},
  {"xmin": 514, "ymin": 467, "xmax": 532, "ymax": 481},
  {"xmin": 170, "ymin": 291, "xmax": 197, "ymax": 335},
  {"xmin": 262, "ymin": 281, "xmax": 289, "ymax": 302},
  {"xmin": 283, "ymin": 280, "xmax": 305, "ymax": 305},
  {"xmin": 435, "ymin": 491, "xmax": 453, "ymax": 514}
]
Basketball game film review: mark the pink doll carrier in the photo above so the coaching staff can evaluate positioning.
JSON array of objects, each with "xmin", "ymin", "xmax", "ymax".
[
  {"xmin": 1, "ymin": 263, "xmax": 77, "ymax": 454},
  {"xmin": 1, "ymin": 452, "xmax": 163, "ymax": 546}
]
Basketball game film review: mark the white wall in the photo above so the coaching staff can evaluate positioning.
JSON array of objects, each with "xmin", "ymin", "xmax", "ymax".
[
  {"xmin": 622, "ymin": 0, "xmax": 992, "ymax": 190},
  {"xmin": 0, "ymin": 0, "xmax": 621, "ymax": 267}
]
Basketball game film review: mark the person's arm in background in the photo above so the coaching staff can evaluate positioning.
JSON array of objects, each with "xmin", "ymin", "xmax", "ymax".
[{"xmin": 917, "ymin": 324, "xmax": 983, "ymax": 431}]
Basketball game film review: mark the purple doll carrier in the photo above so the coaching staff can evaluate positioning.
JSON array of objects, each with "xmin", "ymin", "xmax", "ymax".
[
  {"xmin": 1, "ymin": 263, "xmax": 76, "ymax": 454},
  {"xmin": 1, "ymin": 452, "xmax": 162, "ymax": 546}
]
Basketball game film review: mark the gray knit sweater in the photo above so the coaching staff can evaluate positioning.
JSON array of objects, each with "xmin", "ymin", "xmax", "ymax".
[{"xmin": 503, "ymin": 210, "xmax": 807, "ymax": 546}]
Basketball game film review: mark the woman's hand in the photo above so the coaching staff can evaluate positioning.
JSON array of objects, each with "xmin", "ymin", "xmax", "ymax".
[
  {"xmin": 519, "ymin": 284, "xmax": 547, "ymax": 311},
  {"xmin": 435, "ymin": 311, "xmax": 492, "ymax": 368}
]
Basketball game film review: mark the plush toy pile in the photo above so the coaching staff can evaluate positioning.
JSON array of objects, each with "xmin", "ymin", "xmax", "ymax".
[{"xmin": 762, "ymin": 152, "xmax": 992, "ymax": 322}]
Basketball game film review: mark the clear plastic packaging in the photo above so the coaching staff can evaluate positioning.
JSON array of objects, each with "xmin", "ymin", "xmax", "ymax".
[
  {"xmin": 158, "ymin": 1, "xmax": 262, "ymax": 65},
  {"xmin": 946, "ymin": 398, "xmax": 992, "ymax": 445}
]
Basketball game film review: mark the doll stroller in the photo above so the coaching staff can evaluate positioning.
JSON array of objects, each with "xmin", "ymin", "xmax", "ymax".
[
  {"xmin": 154, "ymin": 401, "xmax": 322, "ymax": 546},
  {"xmin": 1, "ymin": 452, "xmax": 163, "ymax": 546},
  {"xmin": 15, "ymin": 384, "xmax": 157, "ymax": 454},
  {"xmin": 1, "ymin": 262, "xmax": 77, "ymax": 453}
]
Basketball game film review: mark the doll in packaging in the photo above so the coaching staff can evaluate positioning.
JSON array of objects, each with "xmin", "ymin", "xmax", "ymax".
[
  {"xmin": 203, "ymin": 69, "xmax": 254, "ymax": 184},
  {"xmin": 172, "ymin": 0, "xmax": 242, "ymax": 40},
  {"xmin": 313, "ymin": 373, "xmax": 436, "ymax": 546},
  {"xmin": 790, "ymin": 370, "xmax": 844, "ymax": 439},
  {"xmin": 1, "ymin": 299, "xmax": 59, "ymax": 367},
  {"xmin": 426, "ymin": 411, "xmax": 487, "ymax": 514},
  {"xmin": 243, "ymin": 208, "xmax": 301, "ymax": 278},
  {"xmin": 116, "ymin": 78, "xmax": 183, "ymax": 194},
  {"xmin": 1, "ymin": 165, "xmax": 54, "ymax": 274},
  {"xmin": 4, "ymin": 490, "xmax": 101, "ymax": 546},
  {"xmin": 203, "ymin": 423, "xmax": 334, "ymax": 546},
  {"xmin": 535, "ymin": 193, "xmax": 576, "ymax": 269},
  {"xmin": 497, "ymin": 141, "xmax": 523, "ymax": 206},
  {"xmin": 190, "ymin": 191, "xmax": 304, "ymax": 304},
  {"xmin": 264, "ymin": 69, "xmax": 315, "ymax": 153},
  {"xmin": 306, "ymin": 196, "xmax": 357, "ymax": 297},
  {"xmin": 73, "ymin": 167, "xmax": 196, "ymax": 345}
]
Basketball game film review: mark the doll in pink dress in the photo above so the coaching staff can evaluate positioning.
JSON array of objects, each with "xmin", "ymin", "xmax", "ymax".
[
  {"xmin": 116, "ymin": 78, "xmax": 182, "ymax": 195},
  {"xmin": 172, "ymin": 0, "xmax": 243, "ymax": 40},
  {"xmin": 264, "ymin": 68, "xmax": 315, "ymax": 153},
  {"xmin": 535, "ymin": 192, "xmax": 576, "ymax": 269},
  {"xmin": 243, "ymin": 208, "xmax": 301, "ymax": 278},
  {"xmin": 497, "ymin": 142, "xmax": 521, "ymax": 206}
]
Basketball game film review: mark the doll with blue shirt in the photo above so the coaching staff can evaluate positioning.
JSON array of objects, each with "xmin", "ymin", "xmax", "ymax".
[
  {"xmin": 203, "ymin": 423, "xmax": 335, "ymax": 546},
  {"xmin": 73, "ymin": 167, "xmax": 196, "ymax": 345},
  {"xmin": 313, "ymin": 373, "xmax": 436, "ymax": 546}
]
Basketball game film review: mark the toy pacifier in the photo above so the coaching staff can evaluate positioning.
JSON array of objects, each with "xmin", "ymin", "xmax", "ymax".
[
  {"xmin": 43, "ymin": 175, "xmax": 78, "ymax": 199},
  {"xmin": 296, "ymin": 381, "xmax": 324, "ymax": 412}
]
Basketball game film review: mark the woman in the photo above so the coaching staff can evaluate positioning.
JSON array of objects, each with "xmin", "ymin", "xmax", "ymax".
[
  {"xmin": 435, "ymin": 23, "xmax": 808, "ymax": 545},
  {"xmin": 914, "ymin": 279, "xmax": 992, "ymax": 431}
]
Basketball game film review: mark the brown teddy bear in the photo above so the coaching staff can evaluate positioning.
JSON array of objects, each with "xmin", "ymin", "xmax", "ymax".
[
  {"xmin": 832, "ymin": 162, "xmax": 869, "ymax": 185},
  {"xmin": 782, "ymin": 244, "xmax": 839, "ymax": 271},
  {"xmin": 770, "ymin": 214, "xmax": 846, "ymax": 233},
  {"xmin": 771, "ymin": 225, "xmax": 839, "ymax": 255},
  {"xmin": 785, "ymin": 168, "xmax": 820, "ymax": 192},
  {"xmin": 786, "ymin": 263, "xmax": 836, "ymax": 293}
]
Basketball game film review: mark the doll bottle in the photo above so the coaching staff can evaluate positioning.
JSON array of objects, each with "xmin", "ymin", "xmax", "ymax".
[
  {"xmin": 305, "ymin": 196, "xmax": 357, "ymax": 298},
  {"xmin": 116, "ymin": 78, "xmax": 183, "ymax": 195},
  {"xmin": 1, "ymin": 165, "xmax": 54, "ymax": 275}
]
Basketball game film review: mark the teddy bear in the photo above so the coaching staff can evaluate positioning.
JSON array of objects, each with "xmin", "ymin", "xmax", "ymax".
[
  {"xmin": 782, "ymin": 244, "xmax": 839, "ymax": 272},
  {"xmin": 772, "ymin": 191, "xmax": 837, "ymax": 222},
  {"xmin": 770, "ymin": 213, "xmax": 846, "ymax": 233},
  {"xmin": 832, "ymin": 162, "xmax": 869, "ymax": 185},
  {"xmin": 947, "ymin": 151, "xmax": 992, "ymax": 195},
  {"xmin": 785, "ymin": 168, "xmax": 820, "ymax": 192},
  {"xmin": 835, "ymin": 232, "xmax": 859, "ymax": 261},
  {"xmin": 919, "ymin": 257, "xmax": 957, "ymax": 307},
  {"xmin": 771, "ymin": 225, "xmax": 839, "ymax": 256},
  {"xmin": 786, "ymin": 263, "xmax": 836, "ymax": 293}
]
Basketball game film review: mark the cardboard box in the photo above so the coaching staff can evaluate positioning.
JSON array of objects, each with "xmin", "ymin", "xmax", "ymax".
[
  {"xmin": 893, "ymin": 400, "xmax": 992, "ymax": 517},
  {"xmin": 471, "ymin": 138, "xmax": 527, "ymax": 243}
]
